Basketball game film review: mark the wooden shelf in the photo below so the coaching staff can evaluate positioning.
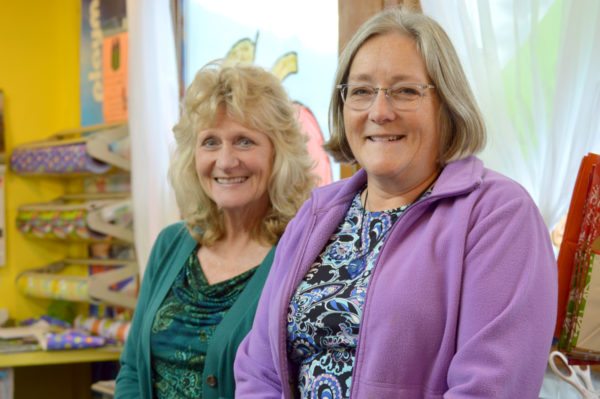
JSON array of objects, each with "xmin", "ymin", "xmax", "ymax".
[{"xmin": 0, "ymin": 346, "xmax": 121, "ymax": 368}]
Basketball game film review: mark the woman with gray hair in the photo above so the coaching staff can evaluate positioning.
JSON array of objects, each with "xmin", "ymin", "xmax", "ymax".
[
  {"xmin": 235, "ymin": 6, "xmax": 556, "ymax": 398},
  {"xmin": 115, "ymin": 63, "xmax": 316, "ymax": 399}
]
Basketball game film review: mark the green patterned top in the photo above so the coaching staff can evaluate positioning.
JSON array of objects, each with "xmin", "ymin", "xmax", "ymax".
[{"xmin": 150, "ymin": 247, "xmax": 258, "ymax": 398}]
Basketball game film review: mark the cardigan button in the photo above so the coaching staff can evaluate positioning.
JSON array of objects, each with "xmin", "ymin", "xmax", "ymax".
[
  {"xmin": 206, "ymin": 375, "xmax": 218, "ymax": 388},
  {"xmin": 199, "ymin": 330, "xmax": 208, "ymax": 342}
]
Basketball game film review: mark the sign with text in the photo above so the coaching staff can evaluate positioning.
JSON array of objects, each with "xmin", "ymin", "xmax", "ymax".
[{"xmin": 80, "ymin": 0, "xmax": 127, "ymax": 126}]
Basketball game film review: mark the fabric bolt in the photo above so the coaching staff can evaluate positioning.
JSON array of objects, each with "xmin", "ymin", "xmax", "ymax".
[
  {"xmin": 10, "ymin": 143, "xmax": 111, "ymax": 174},
  {"xmin": 46, "ymin": 330, "xmax": 106, "ymax": 350},
  {"xmin": 16, "ymin": 209, "xmax": 106, "ymax": 241},
  {"xmin": 51, "ymin": 211, "xmax": 73, "ymax": 239},
  {"xmin": 74, "ymin": 315, "xmax": 131, "ymax": 343},
  {"xmin": 115, "ymin": 222, "xmax": 275, "ymax": 399},
  {"xmin": 22, "ymin": 316, "xmax": 71, "ymax": 329},
  {"xmin": 235, "ymin": 156, "xmax": 558, "ymax": 399},
  {"xmin": 17, "ymin": 273, "xmax": 89, "ymax": 302},
  {"xmin": 151, "ymin": 248, "xmax": 257, "ymax": 398}
]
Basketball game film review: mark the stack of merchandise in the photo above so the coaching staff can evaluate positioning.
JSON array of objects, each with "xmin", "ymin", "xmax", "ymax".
[{"xmin": 0, "ymin": 315, "xmax": 130, "ymax": 353}]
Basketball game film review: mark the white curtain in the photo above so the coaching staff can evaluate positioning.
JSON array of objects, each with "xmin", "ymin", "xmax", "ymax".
[
  {"xmin": 421, "ymin": 0, "xmax": 600, "ymax": 229},
  {"xmin": 127, "ymin": 0, "xmax": 180, "ymax": 276}
]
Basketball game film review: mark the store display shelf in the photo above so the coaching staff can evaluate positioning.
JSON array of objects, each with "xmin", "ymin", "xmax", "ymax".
[{"xmin": 0, "ymin": 346, "xmax": 121, "ymax": 368}]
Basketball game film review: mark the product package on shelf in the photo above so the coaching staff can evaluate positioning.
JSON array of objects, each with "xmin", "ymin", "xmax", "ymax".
[{"xmin": 556, "ymin": 152, "xmax": 600, "ymax": 362}]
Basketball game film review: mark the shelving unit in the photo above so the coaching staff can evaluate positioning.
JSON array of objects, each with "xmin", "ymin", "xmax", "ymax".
[
  {"xmin": 1, "ymin": 123, "xmax": 136, "ymax": 399},
  {"xmin": 9, "ymin": 123, "xmax": 137, "ymax": 310}
]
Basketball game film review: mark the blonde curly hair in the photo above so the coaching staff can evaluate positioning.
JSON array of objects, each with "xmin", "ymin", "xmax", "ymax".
[{"xmin": 169, "ymin": 62, "xmax": 316, "ymax": 246}]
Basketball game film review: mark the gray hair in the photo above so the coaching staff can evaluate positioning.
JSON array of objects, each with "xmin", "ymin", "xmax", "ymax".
[{"xmin": 325, "ymin": 6, "xmax": 486, "ymax": 165}]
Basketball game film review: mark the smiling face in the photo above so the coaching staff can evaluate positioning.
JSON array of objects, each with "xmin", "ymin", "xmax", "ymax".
[
  {"xmin": 195, "ymin": 107, "xmax": 274, "ymax": 220},
  {"xmin": 344, "ymin": 32, "xmax": 441, "ymax": 194}
]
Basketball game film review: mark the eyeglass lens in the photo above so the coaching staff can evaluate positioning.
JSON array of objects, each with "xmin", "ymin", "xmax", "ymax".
[{"xmin": 341, "ymin": 84, "xmax": 432, "ymax": 111}]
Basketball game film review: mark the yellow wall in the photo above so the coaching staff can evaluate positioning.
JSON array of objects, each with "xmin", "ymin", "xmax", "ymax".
[
  {"xmin": 0, "ymin": 4, "xmax": 115, "ymax": 398},
  {"xmin": 0, "ymin": 0, "xmax": 81, "ymax": 321}
]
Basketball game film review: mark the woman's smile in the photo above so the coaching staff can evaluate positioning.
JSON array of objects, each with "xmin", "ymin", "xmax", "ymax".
[
  {"xmin": 214, "ymin": 176, "xmax": 249, "ymax": 184},
  {"xmin": 365, "ymin": 134, "xmax": 406, "ymax": 142}
]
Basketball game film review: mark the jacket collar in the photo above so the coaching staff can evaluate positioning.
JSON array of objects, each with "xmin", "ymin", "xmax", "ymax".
[{"xmin": 433, "ymin": 155, "xmax": 483, "ymax": 196}]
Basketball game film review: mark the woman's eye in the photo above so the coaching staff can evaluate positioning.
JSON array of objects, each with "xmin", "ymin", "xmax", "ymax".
[
  {"xmin": 237, "ymin": 137, "xmax": 254, "ymax": 148},
  {"xmin": 350, "ymin": 86, "xmax": 374, "ymax": 97},
  {"xmin": 391, "ymin": 86, "xmax": 420, "ymax": 98},
  {"xmin": 200, "ymin": 137, "xmax": 219, "ymax": 148}
]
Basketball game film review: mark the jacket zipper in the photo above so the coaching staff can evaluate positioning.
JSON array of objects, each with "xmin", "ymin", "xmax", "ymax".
[{"xmin": 348, "ymin": 186, "xmax": 476, "ymax": 397}]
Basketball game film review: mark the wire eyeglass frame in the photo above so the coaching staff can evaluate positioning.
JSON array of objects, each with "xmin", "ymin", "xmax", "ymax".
[{"xmin": 337, "ymin": 82, "xmax": 435, "ymax": 111}]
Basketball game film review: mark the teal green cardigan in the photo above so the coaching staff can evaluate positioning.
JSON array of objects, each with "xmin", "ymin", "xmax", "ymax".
[{"xmin": 115, "ymin": 222, "xmax": 275, "ymax": 399}]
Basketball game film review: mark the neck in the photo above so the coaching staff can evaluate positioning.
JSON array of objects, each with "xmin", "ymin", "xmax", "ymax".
[
  {"xmin": 220, "ymin": 200, "xmax": 269, "ymax": 239},
  {"xmin": 364, "ymin": 169, "xmax": 439, "ymax": 211},
  {"xmin": 198, "ymin": 223, "xmax": 272, "ymax": 285},
  {"xmin": 209, "ymin": 213, "xmax": 271, "ymax": 256},
  {"xmin": 221, "ymin": 214, "xmax": 261, "ymax": 243},
  {"xmin": 211, "ymin": 231, "xmax": 263, "ymax": 254}
]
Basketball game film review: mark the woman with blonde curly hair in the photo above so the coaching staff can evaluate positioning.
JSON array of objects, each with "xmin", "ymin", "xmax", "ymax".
[{"xmin": 116, "ymin": 62, "xmax": 316, "ymax": 399}]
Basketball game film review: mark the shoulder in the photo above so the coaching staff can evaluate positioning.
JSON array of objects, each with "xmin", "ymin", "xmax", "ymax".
[
  {"xmin": 151, "ymin": 221, "xmax": 194, "ymax": 251},
  {"xmin": 437, "ymin": 157, "xmax": 547, "ymax": 235},
  {"xmin": 158, "ymin": 221, "xmax": 190, "ymax": 241},
  {"xmin": 458, "ymin": 159, "xmax": 548, "ymax": 238},
  {"xmin": 145, "ymin": 222, "xmax": 195, "ymax": 274},
  {"xmin": 477, "ymin": 165, "xmax": 539, "ymax": 217},
  {"xmin": 441, "ymin": 156, "xmax": 536, "ymax": 208}
]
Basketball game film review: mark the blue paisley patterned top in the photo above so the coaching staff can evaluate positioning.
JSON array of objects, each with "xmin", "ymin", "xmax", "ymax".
[
  {"xmin": 287, "ymin": 189, "xmax": 429, "ymax": 398},
  {"xmin": 150, "ymin": 247, "xmax": 257, "ymax": 398}
]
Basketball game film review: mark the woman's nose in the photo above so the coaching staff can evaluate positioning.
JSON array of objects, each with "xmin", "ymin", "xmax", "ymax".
[
  {"xmin": 369, "ymin": 90, "xmax": 397, "ymax": 124},
  {"xmin": 215, "ymin": 146, "xmax": 240, "ymax": 169}
]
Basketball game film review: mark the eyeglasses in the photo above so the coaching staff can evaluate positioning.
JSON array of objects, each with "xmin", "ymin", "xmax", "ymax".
[{"xmin": 337, "ymin": 83, "xmax": 435, "ymax": 111}]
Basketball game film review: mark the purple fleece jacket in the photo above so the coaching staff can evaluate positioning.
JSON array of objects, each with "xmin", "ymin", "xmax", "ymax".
[{"xmin": 234, "ymin": 156, "xmax": 557, "ymax": 399}]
